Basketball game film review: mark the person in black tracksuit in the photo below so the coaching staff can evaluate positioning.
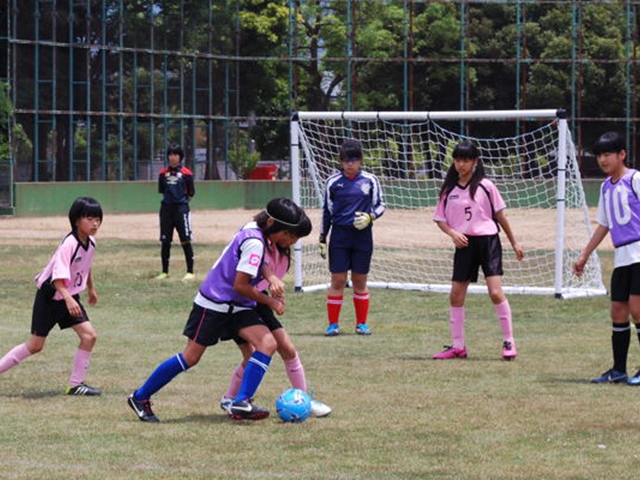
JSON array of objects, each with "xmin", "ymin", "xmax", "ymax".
[{"xmin": 157, "ymin": 144, "xmax": 196, "ymax": 281}]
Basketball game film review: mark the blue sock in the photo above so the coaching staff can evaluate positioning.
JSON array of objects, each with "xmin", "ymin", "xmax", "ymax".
[
  {"xmin": 234, "ymin": 351, "xmax": 271, "ymax": 402},
  {"xmin": 134, "ymin": 353, "xmax": 189, "ymax": 400}
]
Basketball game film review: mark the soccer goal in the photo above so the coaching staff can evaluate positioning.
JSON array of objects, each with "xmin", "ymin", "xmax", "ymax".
[{"xmin": 290, "ymin": 109, "xmax": 606, "ymax": 299}]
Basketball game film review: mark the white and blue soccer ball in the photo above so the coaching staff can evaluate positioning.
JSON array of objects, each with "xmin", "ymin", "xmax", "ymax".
[{"xmin": 275, "ymin": 388, "xmax": 312, "ymax": 423}]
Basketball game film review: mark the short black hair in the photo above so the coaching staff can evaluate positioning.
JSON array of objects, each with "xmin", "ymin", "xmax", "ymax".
[
  {"xmin": 167, "ymin": 144, "xmax": 184, "ymax": 161},
  {"xmin": 339, "ymin": 139, "xmax": 362, "ymax": 162},
  {"xmin": 592, "ymin": 132, "xmax": 625, "ymax": 155},
  {"xmin": 69, "ymin": 197, "xmax": 103, "ymax": 230}
]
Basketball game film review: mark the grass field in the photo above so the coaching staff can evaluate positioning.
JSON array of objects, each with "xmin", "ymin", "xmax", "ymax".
[{"xmin": 1, "ymin": 238, "xmax": 640, "ymax": 479}]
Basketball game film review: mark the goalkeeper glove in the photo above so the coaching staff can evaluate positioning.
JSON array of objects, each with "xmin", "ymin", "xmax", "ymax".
[
  {"xmin": 319, "ymin": 234, "xmax": 327, "ymax": 259},
  {"xmin": 353, "ymin": 211, "xmax": 375, "ymax": 230}
]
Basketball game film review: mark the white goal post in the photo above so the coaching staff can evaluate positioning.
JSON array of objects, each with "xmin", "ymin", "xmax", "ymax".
[{"xmin": 290, "ymin": 109, "xmax": 606, "ymax": 299}]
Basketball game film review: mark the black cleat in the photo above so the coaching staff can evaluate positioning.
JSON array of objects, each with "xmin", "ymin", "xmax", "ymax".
[
  {"xmin": 127, "ymin": 393, "xmax": 160, "ymax": 422},
  {"xmin": 228, "ymin": 400, "xmax": 270, "ymax": 421},
  {"xmin": 66, "ymin": 383, "xmax": 101, "ymax": 396}
]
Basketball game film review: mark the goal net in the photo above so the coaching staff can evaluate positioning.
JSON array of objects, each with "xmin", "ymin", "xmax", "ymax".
[{"xmin": 290, "ymin": 110, "xmax": 606, "ymax": 299}]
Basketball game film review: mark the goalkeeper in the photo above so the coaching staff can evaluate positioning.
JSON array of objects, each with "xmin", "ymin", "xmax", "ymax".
[
  {"xmin": 432, "ymin": 141, "xmax": 524, "ymax": 360},
  {"xmin": 319, "ymin": 139, "xmax": 386, "ymax": 336}
]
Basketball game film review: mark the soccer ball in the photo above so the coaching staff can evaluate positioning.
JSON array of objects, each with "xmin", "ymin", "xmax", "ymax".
[{"xmin": 275, "ymin": 388, "xmax": 312, "ymax": 423}]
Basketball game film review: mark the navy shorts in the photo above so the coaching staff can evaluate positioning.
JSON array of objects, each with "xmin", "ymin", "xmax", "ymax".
[
  {"xmin": 234, "ymin": 296, "xmax": 283, "ymax": 345},
  {"xmin": 31, "ymin": 282, "xmax": 89, "ymax": 337},
  {"xmin": 452, "ymin": 234, "xmax": 503, "ymax": 283},
  {"xmin": 610, "ymin": 263, "xmax": 640, "ymax": 302},
  {"xmin": 160, "ymin": 203, "xmax": 192, "ymax": 243},
  {"xmin": 328, "ymin": 226, "xmax": 374, "ymax": 274},
  {"xmin": 183, "ymin": 303, "xmax": 265, "ymax": 347}
]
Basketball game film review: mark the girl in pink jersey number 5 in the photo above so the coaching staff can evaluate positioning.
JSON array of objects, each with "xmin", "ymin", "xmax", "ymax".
[
  {"xmin": 432, "ymin": 141, "xmax": 524, "ymax": 361},
  {"xmin": 0, "ymin": 196, "xmax": 103, "ymax": 395}
]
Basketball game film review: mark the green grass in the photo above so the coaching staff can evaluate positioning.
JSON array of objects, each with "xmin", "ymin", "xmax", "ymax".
[{"xmin": 1, "ymin": 239, "xmax": 640, "ymax": 479}]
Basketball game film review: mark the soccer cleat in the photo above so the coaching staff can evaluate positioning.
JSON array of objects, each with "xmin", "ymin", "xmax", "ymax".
[
  {"xmin": 66, "ymin": 383, "xmax": 101, "ymax": 396},
  {"xmin": 502, "ymin": 340, "xmax": 517, "ymax": 360},
  {"xmin": 432, "ymin": 345, "xmax": 468, "ymax": 360},
  {"xmin": 127, "ymin": 393, "xmax": 160, "ymax": 423},
  {"xmin": 627, "ymin": 370, "xmax": 640, "ymax": 386},
  {"xmin": 228, "ymin": 400, "xmax": 270, "ymax": 421},
  {"xmin": 325, "ymin": 323, "xmax": 340, "ymax": 336},
  {"xmin": 219, "ymin": 394, "xmax": 233, "ymax": 412},
  {"xmin": 591, "ymin": 368, "xmax": 628, "ymax": 384},
  {"xmin": 127, "ymin": 393, "xmax": 160, "ymax": 422},
  {"xmin": 355, "ymin": 323, "xmax": 372, "ymax": 335},
  {"xmin": 310, "ymin": 399, "xmax": 332, "ymax": 418},
  {"xmin": 182, "ymin": 272, "xmax": 196, "ymax": 283},
  {"xmin": 155, "ymin": 272, "xmax": 169, "ymax": 280}
]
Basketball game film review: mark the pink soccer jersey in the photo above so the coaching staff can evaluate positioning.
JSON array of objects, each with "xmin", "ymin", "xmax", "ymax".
[
  {"xmin": 35, "ymin": 233, "xmax": 96, "ymax": 300},
  {"xmin": 433, "ymin": 178, "xmax": 506, "ymax": 236},
  {"xmin": 256, "ymin": 240, "xmax": 289, "ymax": 291}
]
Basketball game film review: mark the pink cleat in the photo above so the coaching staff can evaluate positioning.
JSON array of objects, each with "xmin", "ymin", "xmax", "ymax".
[
  {"xmin": 502, "ymin": 340, "xmax": 517, "ymax": 361},
  {"xmin": 432, "ymin": 346, "xmax": 468, "ymax": 360}
]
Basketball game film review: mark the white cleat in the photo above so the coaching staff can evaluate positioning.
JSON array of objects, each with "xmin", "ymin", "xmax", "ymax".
[{"xmin": 310, "ymin": 399, "xmax": 332, "ymax": 418}]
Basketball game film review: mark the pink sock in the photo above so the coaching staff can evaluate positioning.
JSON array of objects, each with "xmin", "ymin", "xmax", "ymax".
[
  {"xmin": 0, "ymin": 343, "xmax": 31, "ymax": 374},
  {"xmin": 224, "ymin": 362, "xmax": 245, "ymax": 399},
  {"xmin": 284, "ymin": 354, "xmax": 307, "ymax": 392},
  {"xmin": 495, "ymin": 300, "xmax": 514, "ymax": 342},
  {"xmin": 450, "ymin": 306, "xmax": 465, "ymax": 349},
  {"xmin": 69, "ymin": 348, "xmax": 92, "ymax": 387}
]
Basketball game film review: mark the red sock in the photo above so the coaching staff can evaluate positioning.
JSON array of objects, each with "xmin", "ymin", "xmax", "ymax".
[
  {"xmin": 327, "ymin": 295, "xmax": 343, "ymax": 325},
  {"xmin": 353, "ymin": 291, "xmax": 370, "ymax": 325}
]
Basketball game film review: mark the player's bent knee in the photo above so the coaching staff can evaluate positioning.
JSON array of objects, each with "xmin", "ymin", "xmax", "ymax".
[{"xmin": 257, "ymin": 335, "xmax": 278, "ymax": 356}]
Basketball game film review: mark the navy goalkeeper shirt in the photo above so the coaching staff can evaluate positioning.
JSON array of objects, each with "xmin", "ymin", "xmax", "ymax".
[{"xmin": 321, "ymin": 170, "xmax": 385, "ymax": 237}]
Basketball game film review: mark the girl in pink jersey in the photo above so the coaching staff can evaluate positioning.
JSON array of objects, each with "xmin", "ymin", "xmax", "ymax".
[
  {"xmin": 0, "ymin": 197, "xmax": 103, "ymax": 395},
  {"xmin": 220, "ymin": 212, "xmax": 332, "ymax": 417},
  {"xmin": 432, "ymin": 142, "xmax": 524, "ymax": 360}
]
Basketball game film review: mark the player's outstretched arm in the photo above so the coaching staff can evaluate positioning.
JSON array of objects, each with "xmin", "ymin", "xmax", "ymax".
[{"xmin": 574, "ymin": 224, "xmax": 609, "ymax": 276}]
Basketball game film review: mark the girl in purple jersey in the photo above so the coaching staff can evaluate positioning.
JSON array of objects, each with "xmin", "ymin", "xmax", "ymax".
[
  {"xmin": 432, "ymin": 141, "xmax": 524, "ymax": 361},
  {"xmin": 220, "ymin": 212, "xmax": 332, "ymax": 418},
  {"xmin": 574, "ymin": 132, "xmax": 640, "ymax": 385},
  {"xmin": 128, "ymin": 198, "xmax": 308, "ymax": 422},
  {"xmin": 0, "ymin": 197, "xmax": 103, "ymax": 395}
]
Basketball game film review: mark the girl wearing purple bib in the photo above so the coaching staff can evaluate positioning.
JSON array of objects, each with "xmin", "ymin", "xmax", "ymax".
[
  {"xmin": 128, "ymin": 198, "xmax": 309, "ymax": 422},
  {"xmin": 574, "ymin": 132, "xmax": 640, "ymax": 385},
  {"xmin": 432, "ymin": 141, "xmax": 525, "ymax": 361}
]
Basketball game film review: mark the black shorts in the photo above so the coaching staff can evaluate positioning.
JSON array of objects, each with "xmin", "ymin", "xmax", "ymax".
[
  {"xmin": 452, "ymin": 234, "xmax": 503, "ymax": 283},
  {"xmin": 234, "ymin": 298, "xmax": 283, "ymax": 345},
  {"xmin": 610, "ymin": 263, "xmax": 640, "ymax": 302},
  {"xmin": 159, "ymin": 203, "xmax": 192, "ymax": 243},
  {"xmin": 31, "ymin": 283, "xmax": 89, "ymax": 337},
  {"xmin": 183, "ymin": 303, "xmax": 265, "ymax": 347}
]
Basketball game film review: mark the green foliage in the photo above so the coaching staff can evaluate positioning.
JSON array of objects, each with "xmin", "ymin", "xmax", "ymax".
[
  {"xmin": 228, "ymin": 129, "xmax": 261, "ymax": 179},
  {"xmin": 0, "ymin": 80, "xmax": 32, "ymax": 161},
  {"xmin": 5, "ymin": 1, "xmax": 640, "ymax": 174}
]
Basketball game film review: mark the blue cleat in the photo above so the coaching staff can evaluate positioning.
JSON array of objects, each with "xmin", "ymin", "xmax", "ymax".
[
  {"xmin": 591, "ymin": 368, "xmax": 628, "ymax": 384},
  {"xmin": 355, "ymin": 323, "xmax": 372, "ymax": 335},
  {"xmin": 325, "ymin": 323, "xmax": 340, "ymax": 337}
]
